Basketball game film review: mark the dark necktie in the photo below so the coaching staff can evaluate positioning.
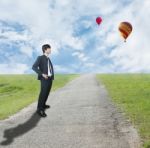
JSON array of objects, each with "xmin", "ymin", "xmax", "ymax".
[{"xmin": 47, "ymin": 57, "xmax": 54, "ymax": 75}]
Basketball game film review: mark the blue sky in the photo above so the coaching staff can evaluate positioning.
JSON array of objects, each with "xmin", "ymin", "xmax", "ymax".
[{"xmin": 0, "ymin": 0, "xmax": 150, "ymax": 74}]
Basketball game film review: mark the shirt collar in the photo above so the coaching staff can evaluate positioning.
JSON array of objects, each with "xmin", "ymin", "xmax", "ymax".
[{"xmin": 43, "ymin": 53, "xmax": 49, "ymax": 58}]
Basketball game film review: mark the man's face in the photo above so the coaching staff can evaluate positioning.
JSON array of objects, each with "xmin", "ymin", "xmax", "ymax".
[{"xmin": 45, "ymin": 48, "xmax": 51, "ymax": 55}]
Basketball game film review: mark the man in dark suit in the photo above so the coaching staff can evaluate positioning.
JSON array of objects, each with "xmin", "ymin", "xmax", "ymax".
[{"xmin": 32, "ymin": 44, "xmax": 54, "ymax": 117}]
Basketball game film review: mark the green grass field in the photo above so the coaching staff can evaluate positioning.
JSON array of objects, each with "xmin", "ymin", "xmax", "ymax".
[
  {"xmin": 0, "ymin": 74, "xmax": 79, "ymax": 120},
  {"xmin": 96, "ymin": 74, "xmax": 150, "ymax": 148}
]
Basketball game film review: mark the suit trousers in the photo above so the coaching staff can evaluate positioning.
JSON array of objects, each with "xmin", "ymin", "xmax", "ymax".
[{"xmin": 37, "ymin": 76, "xmax": 53, "ymax": 110}]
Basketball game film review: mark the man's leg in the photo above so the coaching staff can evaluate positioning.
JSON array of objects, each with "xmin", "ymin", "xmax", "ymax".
[
  {"xmin": 43, "ymin": 78, "xmax": 53, "ymax": 106},
  {"xmin": 37, "ymin": 79, "xmax": 48, "ymax": 111}
]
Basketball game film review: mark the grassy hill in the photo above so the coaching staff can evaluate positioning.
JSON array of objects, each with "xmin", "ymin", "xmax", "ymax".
[
  {"xmin": 0, "ymin": 74, "xmax": 79, "ymax": 120},
  {"xmin": 97, "ymin": 74, "xmax": 150, "ymax": 148}
]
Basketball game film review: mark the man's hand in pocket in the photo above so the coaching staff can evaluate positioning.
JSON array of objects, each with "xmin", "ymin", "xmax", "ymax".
[{"xmin": 42, "ymin": 74, "xmax": 48, "ymax": 79}]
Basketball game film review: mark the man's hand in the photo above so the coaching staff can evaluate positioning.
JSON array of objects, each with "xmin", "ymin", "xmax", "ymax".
[{"xmin": 42, "ymin": 74, "xmax": 48, "ymax": 79}]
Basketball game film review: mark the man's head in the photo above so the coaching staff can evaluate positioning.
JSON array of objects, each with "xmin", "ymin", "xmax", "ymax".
[{"xmin": 42, "ymin": 44, "xmax": 51, "ymax": 55}]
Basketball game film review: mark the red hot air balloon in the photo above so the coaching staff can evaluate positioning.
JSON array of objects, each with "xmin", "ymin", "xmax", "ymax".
[{"xmin": 96, "ymin": 17, "xmax": 102, "ymax": 25}]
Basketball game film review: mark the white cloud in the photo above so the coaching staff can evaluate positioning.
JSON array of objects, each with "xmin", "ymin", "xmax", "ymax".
[
  {"xmin": 0, "ymin": 0, "xmax": 150, "ymax": 73},
  {"xmin": 84, "ymin": 62, "xmax": 95, "ymax": 68},
  {"xmin": 72, "ymin": 51, "xmax": 89, "ymax": 62},
  {"xmin": 106, "ymin": 0, "xmax": 150, "ymax": 72},
  {"xmin": 54, "ymin": 65, "xmax": 75, "ymax": 73},
  {"xmin": 20, "ymin": 45, "xmax": 33, "ymax": 57},
  {"xmin": 0, "ymin": 30, "xmax": 29, "ymax": 42},
  {"xmin": 0, "ymin": 63, "xmax": 28, "ymax": 74},
  {"xmin": 0, "ymin": 0, "xmax": 85, "ymax": 54}
]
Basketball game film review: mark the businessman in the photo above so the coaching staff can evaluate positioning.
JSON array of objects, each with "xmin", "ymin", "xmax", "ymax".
[{"xmin": 32, "ymin": 44, "xmax": 54, "ymax": 117}]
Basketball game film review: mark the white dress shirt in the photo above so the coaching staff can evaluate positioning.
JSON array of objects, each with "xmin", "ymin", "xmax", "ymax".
[
  {"xmin": 44, "ymin": 53, "xmax": 52, "ymax": 77},
  {"xmin": 48, "ymin": 58, "xmax": 52, "ymax": 77}
]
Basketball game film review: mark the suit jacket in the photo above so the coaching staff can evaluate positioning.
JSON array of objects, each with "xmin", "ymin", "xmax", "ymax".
[{"xmin": 32, "ymin": 55, "xmax": 54, "ymax": 80}]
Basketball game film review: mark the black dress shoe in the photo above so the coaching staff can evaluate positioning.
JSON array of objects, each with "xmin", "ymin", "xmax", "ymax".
[
  {"xmin": 44, "ymin": 105, "xmax": 50, "ymax": 109},
  {"xmin": 37, "ymin": 110, "xmax": 47, "ymax": 117}
]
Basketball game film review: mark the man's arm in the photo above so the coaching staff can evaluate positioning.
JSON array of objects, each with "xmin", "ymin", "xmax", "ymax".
[{"xmin": 32, "ymin": 56, "xmax": 42, "ymax": 75}]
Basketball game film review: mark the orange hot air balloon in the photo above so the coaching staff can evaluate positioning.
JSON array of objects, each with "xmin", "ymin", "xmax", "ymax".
[{"xmin": 119, "ymin": 22, "xmax": 132, "ymax": 42}]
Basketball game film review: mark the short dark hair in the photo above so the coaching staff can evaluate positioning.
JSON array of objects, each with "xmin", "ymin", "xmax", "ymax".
[{"xmin": 42, "ymin": 44, "xmax": 51, "ymax": 53}]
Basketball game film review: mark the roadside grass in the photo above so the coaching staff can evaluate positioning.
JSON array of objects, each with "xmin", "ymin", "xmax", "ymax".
[
  {"xmin": 0, "ymin": 74, "xmax": 79, "ymax": 120},
  {"xmin": 97, "ymin": 74, "xmax": 150, "ymax": 148}
]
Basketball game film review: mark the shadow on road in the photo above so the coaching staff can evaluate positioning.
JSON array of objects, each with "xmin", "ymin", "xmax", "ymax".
[{"xmin": 0, "ymin": 111, "xmax": 41, "ymax": 146}]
